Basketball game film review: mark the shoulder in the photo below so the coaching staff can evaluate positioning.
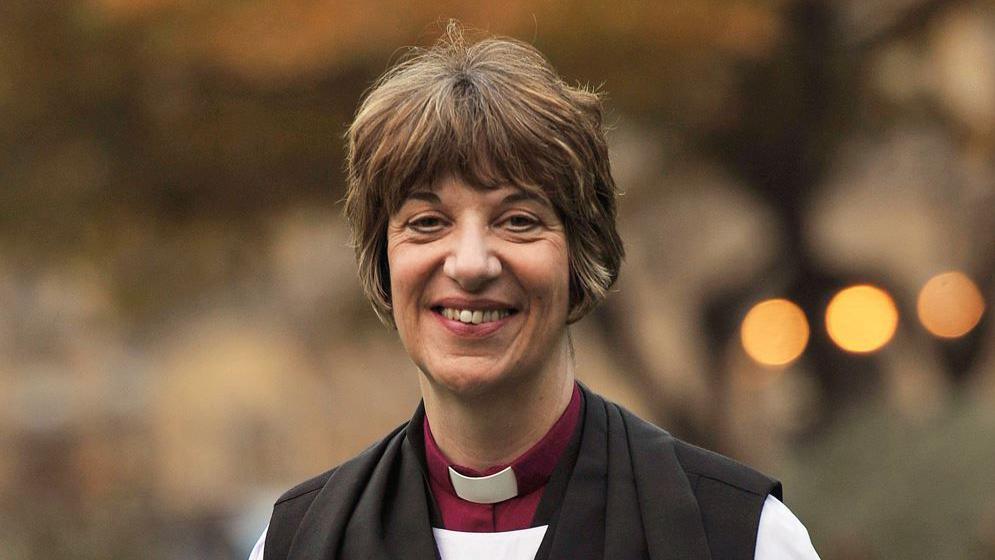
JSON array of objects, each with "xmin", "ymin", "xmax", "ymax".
[
  {"xmin": 672, "ymin": 438, "xmax": 783, "ymax": 500},
  {"xmin": 610, "ymin": 399, "xmax": 781, "ymax": 499},
  {"xmin": 273, "ymin": 421, "xmax": 408, "ymax": 507},
  {"xmin": 264, "ymin": 469, "xmax": 337, "ymax": 560},
  {"xmin": 608, "ymin": 396, "xmax": 785, "ymax": 558},
  {"xmin": 669, "ymin": 437, "xmax": 783, "ymax": 559},
  {"xmin": 671, "ymin": 438, "xmax": 782, "ymax": 559},
  {"xmin": 274, "ymin": 468, "xmax": 337, "ymax": 506},
  {"xmin": 264, "ymin": 422, "xmax": 409, "ymax": 559}
]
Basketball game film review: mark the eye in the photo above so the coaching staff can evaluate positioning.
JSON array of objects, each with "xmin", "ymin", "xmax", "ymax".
[
  {"xmin": 500, "ymin": 213, "xmax": 540, "ymax": 232},
  {"xmin": 406, "ymin": 215, "xmax": 447, "ymax": 233}
]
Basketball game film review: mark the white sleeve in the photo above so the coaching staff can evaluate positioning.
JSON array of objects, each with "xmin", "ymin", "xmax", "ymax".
[
  {"xmin": 247, "ymin": 525, "xmax": 268, "ymax": 560},
  {"xmin": 754, "ymin": 495, "xmax": 820, "ymax": 559}
]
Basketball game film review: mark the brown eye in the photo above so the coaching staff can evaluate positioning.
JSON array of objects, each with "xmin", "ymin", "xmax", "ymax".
[
  {"xmin": 407, "ymin": 215, "xmax": 446, "ymax": 233},
  {"xmin": 502, "ymin": 214, "xmax": 540, "ymax": 232}
]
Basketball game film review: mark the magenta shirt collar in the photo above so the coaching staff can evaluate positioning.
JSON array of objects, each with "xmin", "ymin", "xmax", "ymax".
[{"xmin": 423, "ymin": 383, "xmax": 582, "ymax": 501}]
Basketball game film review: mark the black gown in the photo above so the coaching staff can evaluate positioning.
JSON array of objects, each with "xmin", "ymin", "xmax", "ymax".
[{"xmin": 263, "ymin": 385, "xmax": 780, "ymax": 560}]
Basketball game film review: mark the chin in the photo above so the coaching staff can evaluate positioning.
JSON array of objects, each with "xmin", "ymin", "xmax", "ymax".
[{"xmin": 422, "ymin": 359, "xmax": 518, "ymax": 399}]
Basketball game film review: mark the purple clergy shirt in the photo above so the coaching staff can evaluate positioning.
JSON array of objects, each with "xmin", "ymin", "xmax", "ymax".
[{"xmin": 423, "ymin": 384, "xmax": 582, "ymax": 532}]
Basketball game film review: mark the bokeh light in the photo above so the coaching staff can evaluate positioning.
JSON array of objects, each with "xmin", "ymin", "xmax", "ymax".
[
  {"xmin": 917, "ymin": 271, "xmax": 986, "ymax": 338},
  {"xmin": 825, "ymin": 285, "xmax": 899, "ymax": 353},
  {"xmin": 741, "ymin": 298, "xmax": 810, "ymax": 367}
]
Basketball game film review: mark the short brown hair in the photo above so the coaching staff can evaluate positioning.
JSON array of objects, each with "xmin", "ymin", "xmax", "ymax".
[{"xmin": 344, "ymin": 23, "xmax": 624, "ymax": 325}]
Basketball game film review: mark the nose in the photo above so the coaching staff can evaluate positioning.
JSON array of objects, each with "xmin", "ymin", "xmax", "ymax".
[{"xmin": 443, "ymin": 224, "xmax": 501, "ymax": 291}]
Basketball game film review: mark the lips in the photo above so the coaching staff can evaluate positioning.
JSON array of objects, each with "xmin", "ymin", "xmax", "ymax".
[
  {"xmin": 438, "ymin": 307, "xmax": 513, "ymax": 324},
  {"xmin": 430, "ymin": 298, "xmax": 519, "ymax": 333}
]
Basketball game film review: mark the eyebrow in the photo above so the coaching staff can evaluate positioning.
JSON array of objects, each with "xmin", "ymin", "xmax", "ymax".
[
  {"xmin": 404, "ymin": 191, "xmax": 441, "ymax": 203},
  {"xmin": 501, "ymin": 190, "xmax": 550, "ymax": 206},
  {"xmin": 401, "ymin": 188, "xmax": 549, "ymax": 206}
]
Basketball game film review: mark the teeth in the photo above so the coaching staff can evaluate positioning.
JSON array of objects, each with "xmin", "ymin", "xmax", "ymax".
[{"xmin": 440, "ymin": 308, "xmax": 511, "ymax": 325}]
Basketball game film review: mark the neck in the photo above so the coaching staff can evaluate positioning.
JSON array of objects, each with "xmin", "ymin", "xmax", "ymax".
[{"xmin": 420, "ymin": 339, "xmax": 574, "ymax": 471}]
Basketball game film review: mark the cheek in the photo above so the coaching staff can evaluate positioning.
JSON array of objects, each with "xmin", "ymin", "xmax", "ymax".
[
  {"xmin": 523, "ymin": 243, "xmax": 571, "ymax": 311},
  {"xmin": 386, "ymin": 245, "xmax": 437, "ymax": 313},
  {"xmin": 385, "ymin": 246, "xmax": 414, "ymax": 317}
]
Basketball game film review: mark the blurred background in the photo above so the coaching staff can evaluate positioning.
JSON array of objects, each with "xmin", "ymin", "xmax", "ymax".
[{"xmin": 1, "ymin": 0, "xmax": 994, "ymax": 558}]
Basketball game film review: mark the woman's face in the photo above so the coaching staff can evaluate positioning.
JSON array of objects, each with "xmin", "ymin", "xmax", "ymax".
[{"xmin": 386, "ymin": 175, "xmax": 571, "ymax": 396}]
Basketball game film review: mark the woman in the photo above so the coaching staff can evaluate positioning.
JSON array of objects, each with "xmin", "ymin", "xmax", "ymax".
[{"xmin": 250, "ymin": 26, "xmax": 819, "ymax": 560}]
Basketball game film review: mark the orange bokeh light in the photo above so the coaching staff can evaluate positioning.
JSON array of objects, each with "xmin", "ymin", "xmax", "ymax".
[
  {"xmin": 825, "ymin": 285, "xmax": 899, "ymax": 353},
  {"xmin": 917, "ymin": 271, "xmax": 986, "ymax": 338},
  {"xmin": 741, "ymin": 298, "xmax": 810, "ymax": 367}
]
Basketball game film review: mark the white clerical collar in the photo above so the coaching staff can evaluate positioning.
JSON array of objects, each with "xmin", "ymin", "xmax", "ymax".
[{"xmin": 448, "ymin": 465, "xmax": 519, "ymax": 504}]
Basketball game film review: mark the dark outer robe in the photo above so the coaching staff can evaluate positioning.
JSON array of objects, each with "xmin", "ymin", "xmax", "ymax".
[{"xmin": 263, "ymin": 385, "xmax": 781, "ymax": 560}]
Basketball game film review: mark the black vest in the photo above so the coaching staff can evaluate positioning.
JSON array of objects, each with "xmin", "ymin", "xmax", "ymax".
[{"xmin": 263, "ymin": 388, "xmax": 781, "ymax": 560}]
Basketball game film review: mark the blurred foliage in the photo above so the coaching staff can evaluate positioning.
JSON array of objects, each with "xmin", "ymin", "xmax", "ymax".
[{"xmin": 784, "ymin": 396, "xmax": 995, "ymax": 559}]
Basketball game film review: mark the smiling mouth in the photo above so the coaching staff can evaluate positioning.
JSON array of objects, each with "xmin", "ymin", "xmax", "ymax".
[{"xmin": 433, "ymin": 307, "xmax": 518, "ymax": 325}]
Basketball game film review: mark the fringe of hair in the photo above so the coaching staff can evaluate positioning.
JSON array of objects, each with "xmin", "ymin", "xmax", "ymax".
[{"xmin": 345, "ymin": 22, "xmax": 624, "ymax": 325}]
